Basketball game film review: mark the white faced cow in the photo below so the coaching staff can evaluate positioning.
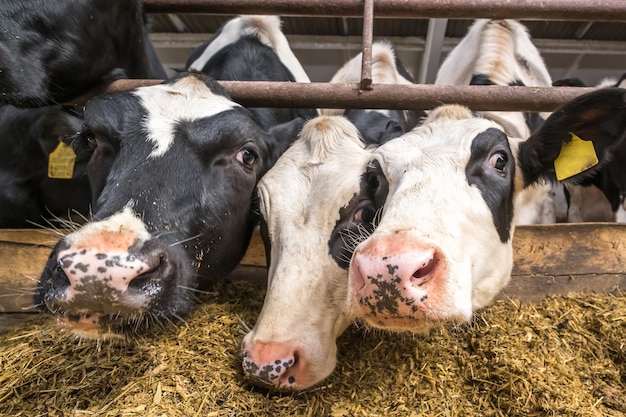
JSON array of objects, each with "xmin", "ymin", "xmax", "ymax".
[
  {"xmin": 348, "ymin": 87, "xmax": 626, "ymax": 330},
  {"xmin": 0, "ymin": 0, "xmax": 166, "ymax": 107},
  {"xmin": 241, "ymin": 43, "xmax": 419, "ymax": 390},
  {"xmin": 34, "ymin": 16, "xmax": 309, "ymax": 340},
  {"xmin": 243, "ymin": 22, "xmax": 623, "ymax": 389}
]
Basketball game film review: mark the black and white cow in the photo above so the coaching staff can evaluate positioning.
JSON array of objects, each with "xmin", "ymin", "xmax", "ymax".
[
  {"xmin": 0, "ymin": 0, "xmax": 166, "ymax": 107},
  {"xmin": 241, "ymin": 43, "xmax": 418, "ymax": 390},
  {"xmin": 241, "ymin": 116, "xmax": 377, "ymax": 389},
  {"xmin": 0, "ymin": 105, "xmax": 91, "ymax": 228},
  {"xmin": 34, "ymin": 16, "xmax": 308, "ymax": 339},
  {"xmin": 186, "ymin": 15, "xmax": 318, "ymax": 129},
  {"xmin": 347, "ymin": 87, "xmax": 626, "ymax": 331}
]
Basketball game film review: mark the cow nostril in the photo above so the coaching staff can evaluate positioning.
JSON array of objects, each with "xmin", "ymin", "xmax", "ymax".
[
  {"xmin": 411, "ymin": 258, "xmax": 435, "ymax": 284},
  {"xmin": 127, "ymin": 251, "xmax": 167, "ymax": 291}
]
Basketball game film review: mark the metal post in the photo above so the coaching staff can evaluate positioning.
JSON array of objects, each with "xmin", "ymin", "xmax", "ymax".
[{"xmin": 359, "ymin": 0, "xmax": 374, "ymax": 91}]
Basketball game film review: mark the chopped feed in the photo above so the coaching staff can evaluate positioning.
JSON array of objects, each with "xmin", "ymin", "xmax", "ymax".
[{"xmin": 0, "ymin": 276, "xmax": 624, "ymax": 417}]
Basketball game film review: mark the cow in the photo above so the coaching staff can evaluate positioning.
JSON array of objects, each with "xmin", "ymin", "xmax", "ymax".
[
  {"xmin": 241, "ymin": 43, "xmax": 420, "ymax": 390},
  {"xmin": 0, "ymin": 105, "xmax": 91, "ymax": 228},
  {"xmin": 33, "ymin": 15, "xmax": 310, "ymax": 340},
  {"xmin": 241, "ymin": 19, "xmax": 618, "ymax": 391},
  {"xmin": 347, "ymin": 87, "xmax": 626, "ymax": 331},
  {"xmin": 186, "ymin": 15, "xmax": 318, "ymax": 129},
  {"xmin": 0, "ymin": 0, "xmax": 166, "ymax": 107}
]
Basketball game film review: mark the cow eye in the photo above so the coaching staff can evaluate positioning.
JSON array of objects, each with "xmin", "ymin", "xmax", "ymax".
[
  {"xmin": 353, "ymin": 202, "xmax": 377, "ymax": 223},
  {"xmin": 489, "ymin": 151, "xmax": 508, "ymax": 171},
  {"xmin": 237, "ymin": 148, "xmax": 257, "ymax": 167}
]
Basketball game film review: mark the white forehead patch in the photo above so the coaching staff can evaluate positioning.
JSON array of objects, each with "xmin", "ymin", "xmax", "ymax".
[{"xmin": 133, "ymin": 76, "xmax": 240, "ymax": 157}]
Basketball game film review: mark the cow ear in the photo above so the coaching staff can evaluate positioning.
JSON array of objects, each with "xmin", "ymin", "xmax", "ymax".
[
  {"xmin": 266, "ymin": 117, "xmax": 306, "ymax": 162},
  {"xmin": 517, "ymin": 87, "xmax": 626, "ymax": 187}
]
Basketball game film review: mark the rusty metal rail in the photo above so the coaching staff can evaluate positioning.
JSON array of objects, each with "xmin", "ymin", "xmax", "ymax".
[
  {"xmin": 92, "ymin": 0, "xmax": 625, "ymax": 111},
  {"xmin": 78, "ymin": 79, "xmax": 599, "ymax": 112},
  {"xmin": 142, "ymin": 0, "xmax": 626, "ymax": 21}
]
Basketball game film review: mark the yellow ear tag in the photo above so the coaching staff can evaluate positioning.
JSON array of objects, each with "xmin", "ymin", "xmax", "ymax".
[
  {"xmin": 554, "ymin": 132, "xmax": 598, "ymax": 181},
  {"xmin": 48, "ymin": 142, "xmax": 76, "ymax": 179}
]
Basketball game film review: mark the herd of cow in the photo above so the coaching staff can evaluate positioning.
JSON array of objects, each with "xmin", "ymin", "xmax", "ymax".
[{"xmin": 1, "ymin": 1, "xmax": 626, "ymax": 391}]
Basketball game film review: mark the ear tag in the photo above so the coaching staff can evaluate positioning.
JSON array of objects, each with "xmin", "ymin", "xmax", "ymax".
[
  {"xmin": 48, "ymin": 142, "xmax": 76, "ymax": 179},
  {"xmin": 554, "ymin": 132, "xmax": 598, "ymax": 181}
]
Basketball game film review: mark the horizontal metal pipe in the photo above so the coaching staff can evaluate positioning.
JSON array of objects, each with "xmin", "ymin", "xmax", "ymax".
[
  {"xmin": 84, "ymin": 79, "xmax": 599, "ymax": 112},
  {"xmin": 142, "ymin": 0, "xmax": 626, "ymax": 21}
]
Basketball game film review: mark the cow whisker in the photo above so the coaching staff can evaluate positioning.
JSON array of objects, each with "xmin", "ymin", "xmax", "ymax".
[
  {"xmin": 176, "ymin": 285, "xmax": 218, "ymax": 296},
  {"xmin": 237, "ymin": 315, "xmax": 253, "ymax": 333},
  {"xmin": 169, "ymin": 233, "xmax": 202, "ymax": 247}
]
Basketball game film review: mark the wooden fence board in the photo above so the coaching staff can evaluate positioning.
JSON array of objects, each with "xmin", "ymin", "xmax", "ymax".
[{"xmin": 1, "ymin": 224, "xmax": 625, "ymax": 313}]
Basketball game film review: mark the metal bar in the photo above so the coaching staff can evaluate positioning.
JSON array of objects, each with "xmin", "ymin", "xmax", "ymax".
[
  {"xmin": 359, "ymin": 0, "xmax": 374, "ymax": 91},
  {"xmin": 73, "ymin": 79, "xmax": 600, "ymax": 112},
  {"xmin": 142, "ymin": 0, "xmax": 626, "ymax": 21}
]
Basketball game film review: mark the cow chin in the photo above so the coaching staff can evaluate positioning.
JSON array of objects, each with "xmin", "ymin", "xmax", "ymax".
[
  {"xmin": 355, "ymin": 310, "xmax": 472, "ymax": 334},
  {"xmin": 55, "ymin": 313, "xmax": 125, "ymax": 341}
]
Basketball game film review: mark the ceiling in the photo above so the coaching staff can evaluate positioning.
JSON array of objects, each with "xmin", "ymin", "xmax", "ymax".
[{"xmin": 147, "ymin": 14, "xmax": 626, "ymax": 87}]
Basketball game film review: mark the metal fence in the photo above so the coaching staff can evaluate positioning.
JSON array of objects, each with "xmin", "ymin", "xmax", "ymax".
[{"xmin": 71, "ymin": 0, "xmax": 626, "ymax": 111}]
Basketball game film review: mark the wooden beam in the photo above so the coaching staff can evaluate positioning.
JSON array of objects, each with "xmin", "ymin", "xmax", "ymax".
[{"xmin": 1, "ymin": 224, "xmax": 625, "ymax": 313}]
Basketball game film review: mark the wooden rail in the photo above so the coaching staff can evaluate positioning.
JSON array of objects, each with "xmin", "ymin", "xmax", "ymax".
[{"xmin": 1, "ymin": 224, "xmax": 625, "ymax": 315}]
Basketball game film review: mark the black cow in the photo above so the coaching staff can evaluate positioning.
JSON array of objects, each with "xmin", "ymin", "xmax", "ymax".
[
  {"xmin": 0, "ymin": 105, "xmax": 91, "ymax": 228},
  {"xmin": 0, "ymin": 0, "xmax": 166, "ymax": 107},
  {"xmin": 34, "ymin": 16, "xmax": 310, "ymax": 340}
]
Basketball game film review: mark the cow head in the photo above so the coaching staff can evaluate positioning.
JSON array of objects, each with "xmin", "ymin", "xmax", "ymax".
[
  {"xmin": 348, "ymin": 88, "xmax": 626, "ymax": 332},
  {"xmin": 241, "ymin": 116, "xmax": 382, "ymax": 390},
  {"xmin": 34, "ymin": 71, "xmax": 303, "ymax": 339}
]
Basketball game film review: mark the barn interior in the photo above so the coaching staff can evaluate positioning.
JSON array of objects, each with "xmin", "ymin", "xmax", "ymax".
[{"xmin": 1, "ymin": 2, "xmax": 626, "ymax": 416}]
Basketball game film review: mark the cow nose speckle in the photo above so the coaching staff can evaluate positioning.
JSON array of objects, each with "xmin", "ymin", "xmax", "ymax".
[
  {"xmin": 241, "ymin": 341, "xmax": 303, "ymax": 389},
  {"xmin": 348, "ymin": 235, "xmax": 447, "ymax": 322}
]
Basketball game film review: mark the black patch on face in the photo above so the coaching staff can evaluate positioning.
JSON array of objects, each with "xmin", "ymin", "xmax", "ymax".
[
  {"xmin": 465, "ymin": 128, "xmax": 515, "ymax": 243},
  {"xmin": 328, "ymin": 160, "xmax": 389, "ymax": 269}
]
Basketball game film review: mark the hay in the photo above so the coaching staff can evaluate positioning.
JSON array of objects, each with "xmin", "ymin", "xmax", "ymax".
[{"xmin": 1, "ymin": 276, "xmax": 624, "ymax": 417}]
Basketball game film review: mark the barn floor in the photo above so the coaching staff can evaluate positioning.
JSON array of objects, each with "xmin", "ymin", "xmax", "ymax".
[{"xmin": 0, "ymin": 270, "xmax": 624, "ymax": 417}]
